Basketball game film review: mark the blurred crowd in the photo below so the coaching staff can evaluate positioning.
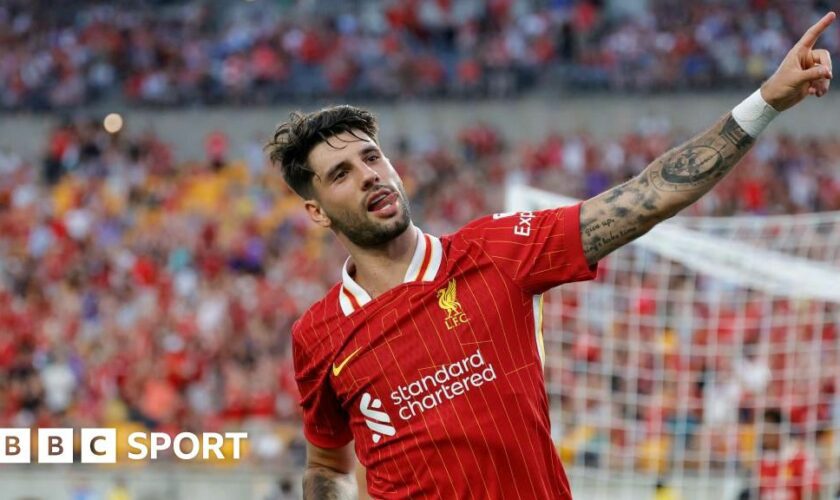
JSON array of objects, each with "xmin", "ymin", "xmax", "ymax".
[
  {"xmin": 0, "ymin": 114, "xmax": 838, "ymax": 470},
  {"xmin": 2, "ymin": 0, "xmax": 839, "ymax": 110}
]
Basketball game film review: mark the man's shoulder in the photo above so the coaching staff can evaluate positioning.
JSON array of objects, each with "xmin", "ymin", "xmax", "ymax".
[
  {"xmin": 439, "ymin": 213, "xmax": 497, "ymax": 245},
  {"xmin": 441, "ymin": 211, "xmax": 529, "ymax": 249},
  {"xmin": 290, "ymin": 283, "xmax": 350, "ymax": 379},
  {"xmin": 291, "ymin": 282, "xmax": 344, "ymax": 342}
]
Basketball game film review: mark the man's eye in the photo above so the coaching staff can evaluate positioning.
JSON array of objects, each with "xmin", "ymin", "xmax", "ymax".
[
  {"xmin": 334, "ymin": 170, "xmax": 347, "ymax": 181},
  {"xmin": 366, "ymin": 155, "xmax": 379, "ymax": 162}
]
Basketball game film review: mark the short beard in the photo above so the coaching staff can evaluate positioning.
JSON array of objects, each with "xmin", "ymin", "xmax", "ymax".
[{"xmin": 327, "ymin": 186, "xmax": 412, "ymax": 248}]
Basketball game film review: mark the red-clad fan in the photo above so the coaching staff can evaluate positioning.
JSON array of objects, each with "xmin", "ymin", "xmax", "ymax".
[{"xmin": 757, "ymin": 409, "xmax": 821, "ymax": 500}]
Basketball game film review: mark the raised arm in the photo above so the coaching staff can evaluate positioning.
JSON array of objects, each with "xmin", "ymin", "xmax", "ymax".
[
  {"xmin": 579, "ymin": 113, "xmax": 753, "ymax": 264},
  {"xmin": 303, "ymin": 441, "xmax": 358, "ymax": 500},
  {"xmin": 580, "ymin": 12, "xmax": 835, "ymax": 266}
]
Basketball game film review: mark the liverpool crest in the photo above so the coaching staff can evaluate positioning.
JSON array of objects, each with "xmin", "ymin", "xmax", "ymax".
[{"xmin": 437, "ymin": 279, "xmax": 470, "ymax": 330}]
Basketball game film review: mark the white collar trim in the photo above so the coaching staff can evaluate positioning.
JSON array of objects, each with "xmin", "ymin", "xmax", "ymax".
[{"xmin": 338, "ymin": 228, "xmax": 443, "ymax": 316}]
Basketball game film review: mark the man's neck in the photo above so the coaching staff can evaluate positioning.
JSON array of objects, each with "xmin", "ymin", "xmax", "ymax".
[{"xmin": 344, "ymin": 225, "xmax": 419, "ymax": 299}]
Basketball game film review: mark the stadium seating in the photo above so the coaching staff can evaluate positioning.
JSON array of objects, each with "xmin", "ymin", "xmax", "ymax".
[{"xmin": 2, "ymin": 1, "xmax": 837, "ymax": 109}]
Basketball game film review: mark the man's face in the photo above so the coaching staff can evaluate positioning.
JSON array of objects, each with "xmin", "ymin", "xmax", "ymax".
[{"xmin": 305, "ymin": 130, "xmax": 411, "ymax": 247}]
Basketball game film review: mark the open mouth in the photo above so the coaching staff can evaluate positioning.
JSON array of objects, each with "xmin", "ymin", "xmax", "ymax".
[{"xmin": 367, "ymin": 191, "xmax": 398, "ymax": 213}]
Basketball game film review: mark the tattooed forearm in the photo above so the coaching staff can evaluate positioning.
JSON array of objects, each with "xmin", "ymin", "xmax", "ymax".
[
  {"xmin": 303, "ymin": 466, "xmax": 358, "ymax": 500},
  {"xmin": 580, "ymin": 113, "xmax": 755, "ymax": 265},
  {"xmin": 650, "ymin": 114, "xmax": 754, "ymax": 193}
]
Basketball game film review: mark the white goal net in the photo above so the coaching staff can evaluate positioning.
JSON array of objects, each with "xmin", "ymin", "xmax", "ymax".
[{"xmin": 506, "ymin": 183, "xmax": 840, "ymax": 500}]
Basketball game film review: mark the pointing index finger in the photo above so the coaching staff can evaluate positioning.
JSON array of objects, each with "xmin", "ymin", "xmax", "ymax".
[{"xmin": 798, "ymin": 11, "xmax": 836, "ymax": 49}]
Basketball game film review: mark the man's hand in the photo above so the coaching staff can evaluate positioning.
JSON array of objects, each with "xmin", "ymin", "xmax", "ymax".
[{"xmin": 761, "ymin": 12, "xmax": 835, "ymax": 111}]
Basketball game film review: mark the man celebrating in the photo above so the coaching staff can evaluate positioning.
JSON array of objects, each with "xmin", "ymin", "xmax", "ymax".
[{"xmin": 266, "ymin": 12, "xmax": 834, "ymax": 499}]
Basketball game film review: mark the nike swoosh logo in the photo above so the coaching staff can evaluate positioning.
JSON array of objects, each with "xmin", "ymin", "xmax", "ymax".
[{"xmin": 332, "ymin": 347, "xmax": 362, "ymax": 377}]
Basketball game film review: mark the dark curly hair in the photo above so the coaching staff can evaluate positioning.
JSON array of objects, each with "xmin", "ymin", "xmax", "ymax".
[{"xmin": 266, "ymin": 105, "xmax": 379, "ymax": 199}]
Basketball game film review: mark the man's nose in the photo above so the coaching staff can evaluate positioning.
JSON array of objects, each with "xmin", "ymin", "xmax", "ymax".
[{"xmin": 359, "ymin": 163, "xmax": 380, "ymax": 189}]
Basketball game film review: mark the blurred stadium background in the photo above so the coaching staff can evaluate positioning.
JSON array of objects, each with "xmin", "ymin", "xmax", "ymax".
[{"xmin": 0, "ymin": 0, "xmax": 838, "ymax": 499}]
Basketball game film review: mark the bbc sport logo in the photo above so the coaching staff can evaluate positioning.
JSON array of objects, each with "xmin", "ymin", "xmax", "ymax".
[{"xmin": 0, "ymin": 428, "xmax": 248, "ymax": 463}]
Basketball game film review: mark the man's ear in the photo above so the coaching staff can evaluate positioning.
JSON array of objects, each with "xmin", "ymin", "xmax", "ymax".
[{"xmin": 304, "ymin": 199, "xmax": 331, "ymax": 228}]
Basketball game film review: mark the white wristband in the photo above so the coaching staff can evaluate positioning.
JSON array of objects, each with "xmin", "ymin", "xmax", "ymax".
[{"xmin": 731, "ymin": 89, "xmax": 779, "ymax": 138}]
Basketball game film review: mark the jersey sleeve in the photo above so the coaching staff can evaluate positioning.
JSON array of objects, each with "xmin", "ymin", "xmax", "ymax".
[
  {"xmin": 457, "ymin": 202, "xmax": 597, "ymax": 295},
  {"xmin": 292, "ymin": 320, "xmax": 353, "ymax": 449}
]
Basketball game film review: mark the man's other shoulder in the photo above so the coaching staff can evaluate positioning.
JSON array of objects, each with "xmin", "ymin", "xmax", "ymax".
[
  {"xmin": 291, "ymin": 282, "xmax": 344, "ymax": 343},
  {"xmin": 446, "ymin": 210, "xmax": 544, "ymax": 246}
]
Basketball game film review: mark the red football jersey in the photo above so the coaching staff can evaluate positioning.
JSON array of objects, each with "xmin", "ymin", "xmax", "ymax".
[
  {"xmin": 293, "ymin": 204, "xmax": 597, "ymax": 499},
  {"xmin": 758, "ymin": 447, "xmax": 821, "ymax": 500}
]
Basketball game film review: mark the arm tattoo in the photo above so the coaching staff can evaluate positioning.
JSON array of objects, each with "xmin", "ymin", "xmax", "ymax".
[
  {"xmin": 303, "ymin": 467, "xmax": 358, "ymax": 500},
  {"xmin": 580, "ymin": 113, "xmax": 755, "ymax": 265}
]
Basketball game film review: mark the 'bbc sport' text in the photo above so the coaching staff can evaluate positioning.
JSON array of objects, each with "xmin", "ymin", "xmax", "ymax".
[{"xmin": 0, "ymin": 428, "xmax": 247, "ymax": 463}]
